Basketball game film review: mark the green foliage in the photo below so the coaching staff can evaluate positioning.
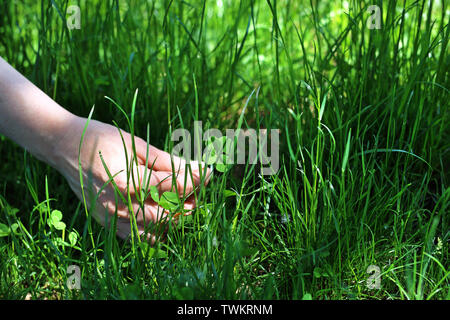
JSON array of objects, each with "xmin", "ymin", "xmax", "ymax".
[
  {"xmin": 48, "ymin": 210, "xmax": 66, "ymax": 231},
  {"xmin": 0, "ymin": 0, "xmax": 448, "ymax": 300}
]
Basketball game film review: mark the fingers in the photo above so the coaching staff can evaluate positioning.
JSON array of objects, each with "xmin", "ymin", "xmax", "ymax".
[
  {"xmin": 115, "ymin": 219, "xmax": 159, "ymax": 245},
  {"xmin": 117, "ymin": 198, "xmax": 191, "ymax": 225},
  {"xmin": 132, "ymin": 165, "xmax": 209, "ymax": 198},
  {"xmin": 116, "ymin": 164, "xmax": 188, "ymax": 197},
  {"xmin": 134, "ymin": 137, "xmax": 186, "ymax": 172},
  {"xmin": 138, "ymin": 226, "xmax": 159, "ymax": 245},
  {"xmin": 147, "ymin": 169, "xmax": 198, "ymax": 196},
  {"xmin": 106, "ymin": 193, "xmax": 198, "ymax": 242},
  {"xmin": 134, "ymin": 137, "xmax": 212, "ymax": 178},
  {"xmin": 113, "ymin": 202, "xmax": 168, "ymax": 240},
  {"xmin": 182, "ymin": 197, "xmax": 196, "ymax": 211},
  {"xmin": 173, "ymin": 197, "xmax": 196, "ymax": 219}
]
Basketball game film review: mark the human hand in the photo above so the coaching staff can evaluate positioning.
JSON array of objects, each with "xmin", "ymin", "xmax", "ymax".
[{"xmin": 52, "ymin": 116, "xmax": 210, "ymax": 241}]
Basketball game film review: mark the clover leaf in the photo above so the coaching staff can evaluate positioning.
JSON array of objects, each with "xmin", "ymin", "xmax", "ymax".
[{"xmin": 48, "ymin": 210, "xmax": 66, "ymax": 231}]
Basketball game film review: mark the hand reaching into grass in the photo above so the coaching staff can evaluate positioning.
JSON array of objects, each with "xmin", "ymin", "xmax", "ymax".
[
  {"xmin": 54, "ymin": 116, "xmax": 211, "ymax": 240},
  {"xmin": 0, "ymin": 56, "xmax": 210, "ymax": 241}
]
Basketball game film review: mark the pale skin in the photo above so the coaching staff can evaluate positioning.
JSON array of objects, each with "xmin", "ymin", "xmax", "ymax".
[{"xmin": 0, "ymin": 56, "xmax": 210, "ymax": 241}]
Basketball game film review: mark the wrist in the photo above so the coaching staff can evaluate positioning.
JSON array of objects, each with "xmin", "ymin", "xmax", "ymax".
[{"xmin": 48, "ymin": 113, "xmax": 85, "ymax": 173}]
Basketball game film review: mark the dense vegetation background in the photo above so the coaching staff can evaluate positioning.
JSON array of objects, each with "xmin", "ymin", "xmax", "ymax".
[{"xmin": 0, "ymin": 0, "xmax": 448, "ymax": 299}]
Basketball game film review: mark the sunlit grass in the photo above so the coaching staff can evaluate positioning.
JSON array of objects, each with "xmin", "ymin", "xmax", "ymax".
[{"xmin": 0, "ymin": 0, "xmax": 448, "ymax": 299}]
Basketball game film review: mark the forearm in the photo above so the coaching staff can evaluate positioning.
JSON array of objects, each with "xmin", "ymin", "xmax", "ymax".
[{"xmin": 0, "ymin": 56, "xmax": 77, "ymax": 168}]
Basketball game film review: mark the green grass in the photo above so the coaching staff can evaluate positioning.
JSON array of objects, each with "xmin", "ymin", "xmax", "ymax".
[{"xmin": 0, "ymin": 0, "xmax": 448, "ymax": 299}]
